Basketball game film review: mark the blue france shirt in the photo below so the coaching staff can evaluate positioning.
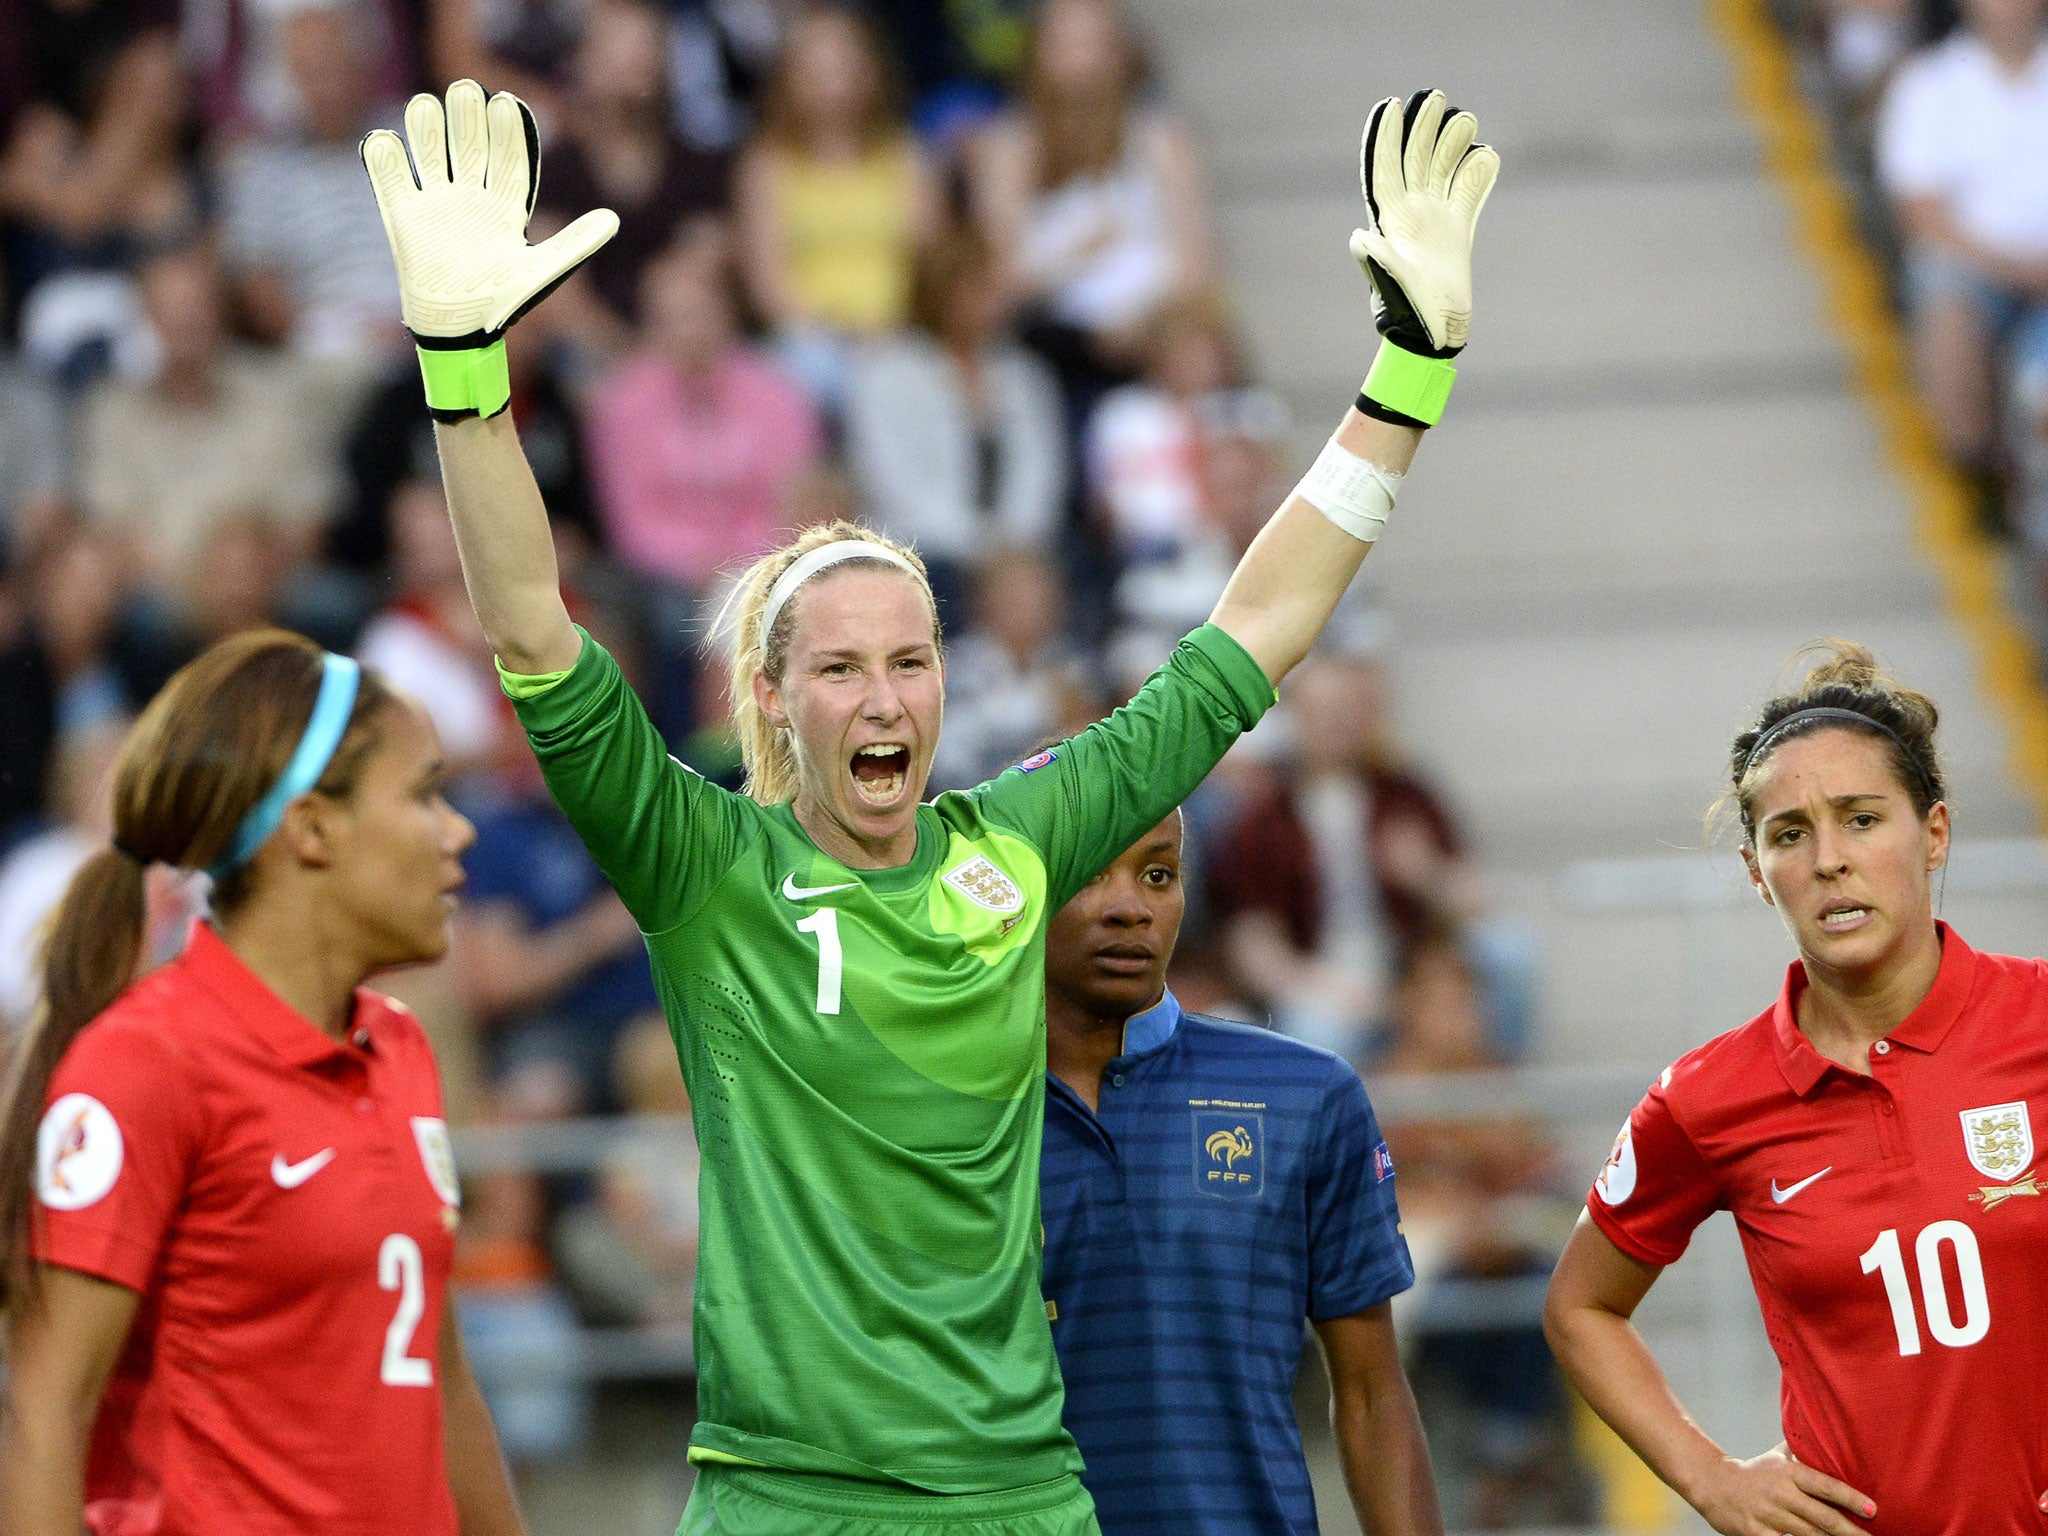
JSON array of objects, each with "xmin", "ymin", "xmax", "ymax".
[{"xmin": 1041, "ymin": 991, "xmax": 1413, "ymax": 1536}]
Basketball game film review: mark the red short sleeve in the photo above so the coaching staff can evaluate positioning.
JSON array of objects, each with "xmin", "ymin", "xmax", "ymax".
[
  {"xmin": 1584, "ymin": 1074, "xmax": 1722, "ymax": 1267},
  {"xmin": 32, "ymin": 1019, "xmax": 203, "ymax": 1292}
]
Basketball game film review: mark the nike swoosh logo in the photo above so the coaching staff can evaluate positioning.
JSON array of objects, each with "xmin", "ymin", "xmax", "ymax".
[
  {"xmin": 782, "ymin": 873, "xmax": 858, "ymax": 901},
  {"xmin": 271, "ymin": 1149, "xmax": 336, "ymax": 1188},
  {"xmin": 1770, "ymin": 1166, "xmax": 1833, "ymax": 1204}
]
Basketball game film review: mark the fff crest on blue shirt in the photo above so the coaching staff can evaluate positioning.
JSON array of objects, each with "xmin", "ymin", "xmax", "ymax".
[{"xmin": 1192, "ymin": 1108, "xmax": 1265, "ymax": 1199}]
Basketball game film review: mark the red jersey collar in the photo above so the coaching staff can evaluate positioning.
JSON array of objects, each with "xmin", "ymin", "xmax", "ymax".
[
  {"xmin": 1772, "ymin": 922, "xmax": 1976, "ymax": 1095},
  {"xmin": 180, "ymin": 921, "xmax": 377, "ymax": 1069}
]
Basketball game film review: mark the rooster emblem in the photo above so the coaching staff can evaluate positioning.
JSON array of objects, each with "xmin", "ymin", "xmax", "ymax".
[{"xmin": 1205, "ymin": 1126, "xmax": 1255, "ymax": 1169}]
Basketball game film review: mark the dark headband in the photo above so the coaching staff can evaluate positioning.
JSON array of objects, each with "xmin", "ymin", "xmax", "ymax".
[{"xmin": 1740, "ymin": 706, "xmax": 1939, "ymax": 803}]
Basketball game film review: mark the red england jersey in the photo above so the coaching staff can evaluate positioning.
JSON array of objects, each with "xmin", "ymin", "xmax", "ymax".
[
  {"xmin": 1587, "ymin": 925, "xmax": 2048, "ymax": 1535},
  {"xmin": 33, "ymin": 923, "xmax": 462, "ymax": 1536}
]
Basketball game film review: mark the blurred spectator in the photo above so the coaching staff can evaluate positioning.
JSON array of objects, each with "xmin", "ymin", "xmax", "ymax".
[
  {"xmin": 337, "ymin": 281, "xmax": 599, "ymax": 572},
  {"xmin": 1375, "ymin": 938, "xmax": 1591, "ymax": 1529},
  {"xmin": 0, "ymin": 713, "xmax": 202, "ymax": 1035},
  {"xmin": 19, "ymin": 521, "xmax": 130, "ymax": 733},
  {"xmin": 1208, "ymin": 651, "xmax": 1494, "ymax": 1062},
  {"xmin": 845, "ymin": 227, "xmax": 1067, "ymax": 610},
  {"xmin": 216, "ymin": 1, "xmax": 406, "ymax": 366},
  {"xmin": 451, "ymin": 1163, "xmax": 591, "ymax": 1469},
  {"xmin": 733, "ymin": 4, "xmax": 941, "ymax": 406},
  {"xmin": 77, "ymin": 238, "xmax": 348, "ymax": 586},
  {"xmin": 1086, "ymin": 293, "xmax": 1256, "ymax": 566},
  {"xmin": 0, "ymin": 588, "xmax": 56, "ymax": 842},
  {"xmin": 180, "ymin": 511, "xmax": 293, "ymax": 645},
  {"xmin": 0, "ymin": 341, "xmax": 68, "ymax": 561},
  {"xmin": 1108, "ymin": 387, "xmax": 1337, "ymax": 683},
  {"xmin": 553, "ymin": 1022, "xmax": 700, "ymax": 1330},
  {"xmin": 1807, "ymin": 0, "xmax": 1922, "ymax": 110},
  {"xmin": 446, "ymin": 738, "xmax": 663, "ymax": 1119},
  {"xmin": 0, "ymin": 716, "xmax": 124, "ymax": 1031},
  {"xmin": 967, "ymin": 0, "xmax": 1216, "ymax": 408},
  {"xmin": 533, "ymin": 0, "xmax": 733, "ymax": 338},
  {"xmin": 427, "ymin": 0, "xmax": 582, "ymax": 129},
  {"xmin": 0, "ymin": 0, "xmax": 188, "ymax": 310},
  {"xmin": 928, "ymin": 546, "xmax": 1101, "ymax": 790},
  {"xmin": 1875, "ymin": 0, "xmax": 2048, "ymax": 508},
  {"xmin": 587, "ymin": 232, "xmax": 819, "ymax": 590},
  {"xmin": 865, "ymin": 0, "xmax": 1034, "ymax": 143},
  {"xmin": 185, "ymin": 0, "xmax": 417, "ymax": 140},
  {"xmin": 356, "ymin": 478, "xmax": 507, "ymax": 779},
  {"xmin": 584, "ymin": 230, "xmax": 819, "ymax": 736}
]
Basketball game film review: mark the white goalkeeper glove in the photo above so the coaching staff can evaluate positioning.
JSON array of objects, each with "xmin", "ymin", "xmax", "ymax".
[
  {"xmin": 1348, "ymin": 89, "xmax": 1499, "ymax": 428},
  {"xmin": 361, "ymin": 80, "xmax": 618, "ymax": 419}
]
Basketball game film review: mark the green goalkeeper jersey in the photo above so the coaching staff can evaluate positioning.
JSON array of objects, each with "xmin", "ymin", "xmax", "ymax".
[{"xmin": 508, "ymin": 622, "xmax": 1273, "ymax": 1492}]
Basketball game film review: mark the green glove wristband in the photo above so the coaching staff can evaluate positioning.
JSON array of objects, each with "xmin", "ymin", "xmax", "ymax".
[
  {"xmin": 1359, "ymin": 340, "xmax": 1457, "ymax": 428},
  {"xmin": 417, "ymin": 338, "xmax": 511, "ymax": 420}
]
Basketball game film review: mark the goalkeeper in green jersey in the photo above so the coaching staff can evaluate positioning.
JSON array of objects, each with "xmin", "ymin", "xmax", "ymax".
[{"xmin": 361, "ymin": 81, "xmax": 1497, "ymax": 1536}]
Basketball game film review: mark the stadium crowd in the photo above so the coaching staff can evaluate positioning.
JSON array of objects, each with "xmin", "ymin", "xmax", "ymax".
[
  {"xmin": 0, "ymin": 0, "xmax": 1576, "ymax": 1523},
  {"xmin": 1793, "ymin": 0, "xmax": 2048, "ymax": 647}
]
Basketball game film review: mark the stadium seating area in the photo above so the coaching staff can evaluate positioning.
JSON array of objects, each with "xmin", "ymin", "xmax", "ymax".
[
  {"xmin": 0, "ymin": 0, "xmax": 1583, "ymax": 1525},
  {"xmin": 1789, "ymin": 0, "xmax": 2048, "ymax": 652},
  {"xmin": 8, "ymin": 0, "xmax": 2040, "ymax": 1529}
]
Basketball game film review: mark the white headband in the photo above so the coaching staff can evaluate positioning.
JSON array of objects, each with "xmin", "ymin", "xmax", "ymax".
[{"xmin": 759, "ymin": 539, "xmax": 925, "ymax": 649}]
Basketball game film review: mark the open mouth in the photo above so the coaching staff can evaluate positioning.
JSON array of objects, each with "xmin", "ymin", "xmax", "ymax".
[
  {"xmin": 1817, "ymin": 904, "xmax": 1871, "ymax": 932},
  {"xmin": 850, "ymin": 743, "xmax": 911, "ymax": 807}
]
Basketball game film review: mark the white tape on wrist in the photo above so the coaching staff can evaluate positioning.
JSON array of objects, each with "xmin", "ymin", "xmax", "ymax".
[{"xmin": 1291, "ymin": 437, "xmax": 1403, "ymax": 543}]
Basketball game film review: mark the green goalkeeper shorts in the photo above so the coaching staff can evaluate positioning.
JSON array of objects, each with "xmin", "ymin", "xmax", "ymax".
[{"xmin": 677, "ymin": 1466, "xmax": 1101, "ymax": 1536}]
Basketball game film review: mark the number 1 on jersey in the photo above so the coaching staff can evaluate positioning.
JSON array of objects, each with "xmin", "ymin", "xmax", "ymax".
[{"xmin": 798, "ymin": 908, "xmax": 843, "ymax": 1015}]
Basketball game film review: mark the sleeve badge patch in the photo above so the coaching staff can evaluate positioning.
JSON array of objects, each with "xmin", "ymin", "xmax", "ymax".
[
  {"xmin": 1372, "ymin": 1141, "xmax": 1395, "ymax": 1183},
  {"xmin": 412, "ymin": 1116, "xmax": 462, "ymax": 1208},
  {"xmin": 36, "ymin": 1093, "xmax": 123, "ymax": 1211},
  {"xmin": 1016, "ymin": 749, "xmax": 1057, "ymax": 773},
  {"xmin": 1593, "ymin": 1118, "xmax": 1637, "ymax": 1206}
]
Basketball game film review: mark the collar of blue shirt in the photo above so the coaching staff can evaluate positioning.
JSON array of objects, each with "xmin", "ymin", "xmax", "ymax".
[{"xmin": 1118, "ymin": 988, "xmax": 1183, "ymax": 1058}]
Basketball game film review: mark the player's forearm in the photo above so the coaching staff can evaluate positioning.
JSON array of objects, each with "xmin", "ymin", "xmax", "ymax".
[
  {"xmin": 1, "ymin": 1270, "xmax": 135, "ymax": 1536},
  {"xmin": 0, "ymin": 1341, "xmax": 96, "ymax": 1536},
  {"xmin": 440, "ymin": 1313, "xmax": 527, "ymax": 1536},
  {"xmin": 432, "ymin": 414, "xmax": 581, "ymax": 675},
  {"xmin": 0, "ymin": 1406, "xmax": 91, "ymax": 1536},
  {"xmin": 1332, "ymin": 1374, "xmax": 1444, "ymax": 1536},
  {"xmin": 1208, "ymin": 409, "xmax": 1420, "ymax": 685},
  {"xmin": 1543, "ymin": 1302, "xmax": 1729, "ymax": 1511}
]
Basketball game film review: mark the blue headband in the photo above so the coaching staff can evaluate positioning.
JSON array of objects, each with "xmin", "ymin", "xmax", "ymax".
[{"xmin": 208, "ymin": 653, "xmax": 362, "ymax": 880}]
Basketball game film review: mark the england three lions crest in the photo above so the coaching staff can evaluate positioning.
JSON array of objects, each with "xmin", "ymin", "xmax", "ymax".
[
  {"xmin": 942, "ymin": 855, "xmax": 1023, "ymax": 915},
  {"xmin": 1960, "ymin": 1101, "xmax": 2033, "ymax": 1183}
]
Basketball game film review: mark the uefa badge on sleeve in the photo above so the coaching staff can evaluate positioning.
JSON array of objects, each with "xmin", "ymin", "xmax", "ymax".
[
  {"xmin": 35, "ymin": 1094, "xmax": 123, "ymax": 1210},
  {"xmin": 1593, "ymin": 1119, "xmax": 1636, "ymax": 1206}
]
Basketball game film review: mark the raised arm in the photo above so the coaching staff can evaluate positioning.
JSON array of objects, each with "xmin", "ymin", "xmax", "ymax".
[
  {"xmin": 1210, "ymin": 91, "xmax": 1496, "ymax": 684},
  {"xmin": 361, "ymin": 81, "xmax": 617, "ymax": 674}
]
